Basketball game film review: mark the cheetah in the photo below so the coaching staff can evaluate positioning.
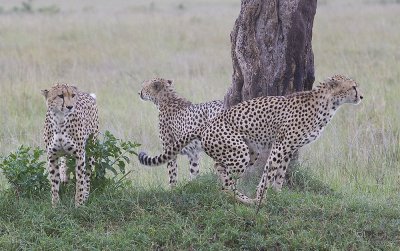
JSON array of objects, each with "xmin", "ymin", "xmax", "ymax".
[
  {"xmin": 139, "ymin": 78, "xmax": 224, "ymax": 186},
  {"xmin": 42, "ymin": 83, "xmax": 99, "ymax": 207},
  {"xmin": 139, "ymin": 75, "xmax": 363, "ymax": 205}
]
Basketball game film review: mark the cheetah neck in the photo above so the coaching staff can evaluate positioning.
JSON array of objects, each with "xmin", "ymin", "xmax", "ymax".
[
  {"xmin": 49, "ymin": 110, "xmax": 71, "ymax": 132},
  {"xmin": 156, "ymin": 91, "xmax": 191, "ymax": 109},
  {"xmin": 312, "ymin": 88, "xmax": 341, "ymax": 123}
]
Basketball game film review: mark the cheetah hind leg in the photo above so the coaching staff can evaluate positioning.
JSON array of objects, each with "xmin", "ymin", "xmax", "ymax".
[
  {"xmin": 244, "ymin": 139, "xmax": 261, "ymax": 170},
  {"xmin": 59, "ymin": 157, "xmax": 68, "ymax": 183},
  {"xmin": 214, "ymin": 163, "xmax": 255, "ymax": 205},
  {"xmin": 182, "ymin": 141, "xmax": 201, "ymax": 181}
]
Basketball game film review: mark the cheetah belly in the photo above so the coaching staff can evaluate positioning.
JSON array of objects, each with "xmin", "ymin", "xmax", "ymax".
[{"xmin": 302, "ymin": 128, "xmax": 324, "ymax": 145}]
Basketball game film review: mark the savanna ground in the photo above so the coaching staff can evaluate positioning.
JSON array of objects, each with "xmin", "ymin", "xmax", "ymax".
[{"xmin": 0, "ymin": 0, "xmax": 399, "ymax": 249}]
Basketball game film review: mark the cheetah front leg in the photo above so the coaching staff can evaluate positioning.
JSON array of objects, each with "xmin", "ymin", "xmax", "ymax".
[
  {"xmin": 188, "ymin": 151, "xmax": 200, "ymax": 181},
  {"xmin": 272, "ymin": 151, "xmax": 293, "ymax": 192},
  {"xmin": 189, "ymin": 155, "xmax": 200, "ymax": 181},
  {"xmin": 167, "ymin": 159, "xmax": 178, "ymax": 187},
  {"xmin": 74, "ymin": 149, "xmax": 89, "ymax": 207},
  {"xmin": 160, "ymin": 131, "xmax": 178, "ymax": 187},
  {"xmin": 254, "ymin": 145, "xmax": 284, "ymax": 205},
  {"xmin": 255, "ymin": 143, "xmax": 292, "ymax": 204},
  {"xmin": 85, "ymin": 156, "xmax": 95, "ymax": 196},
  {"xmin": 48, "ymin": 154, "xmax": 61, "ymax": 207}
]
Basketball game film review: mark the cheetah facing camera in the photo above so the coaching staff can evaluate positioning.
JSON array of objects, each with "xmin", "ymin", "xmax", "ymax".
[
  {"xmin": 139, "ymin": 78, "xmax": 224, "ymax": 186},
  {"xmin": 42, "ymin": 83, "xmax": 99, "ymax": 207},
  {"xmin": 139, "ymin": 75, "xmax": 363, "ymax": 205}
]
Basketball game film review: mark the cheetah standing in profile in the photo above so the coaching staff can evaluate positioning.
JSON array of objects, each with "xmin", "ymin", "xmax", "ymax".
[
  {"xmin": 42, "ymin": 83, "xmax": 99, "ymax": 207},
  {"xmin": 139, "ymin": 75, "xmax": 363, "ymax": 205},
  {"xmin": 139, "ymin": 78, "xmax": 224, "ymax": 186}
]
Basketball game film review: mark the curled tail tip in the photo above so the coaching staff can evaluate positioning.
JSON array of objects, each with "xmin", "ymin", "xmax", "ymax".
[{"xmin": 138, "ymin": 151, "xmax": 148, "ymax": 165}]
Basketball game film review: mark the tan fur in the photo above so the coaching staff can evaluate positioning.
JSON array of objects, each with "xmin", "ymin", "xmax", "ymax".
[
  {"xmin": 139, "ymin": 75, "xmax": 363, "ymax": 204},
  {"xmin": 42, "ymin": 83, "xmax": 99, "ymax": 207},
  {"xmin": 139, "ymin": 78, "xmax": 224, "ymax": 186}
]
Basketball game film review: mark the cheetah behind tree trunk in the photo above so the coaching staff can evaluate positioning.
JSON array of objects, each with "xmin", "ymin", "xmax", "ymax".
[
  {"xmin": 42, "ymin": 83, "xmax": 99, "ymax": 207},
  {"xmin": 139, "ymin": 75, "xmax": 363, "ymax": 205},
  {"xmin": 138, "ymin": 78, "xmax": 224, "ymax": 186}
]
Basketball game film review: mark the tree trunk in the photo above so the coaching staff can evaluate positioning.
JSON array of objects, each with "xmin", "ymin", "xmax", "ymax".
[
  {"xmin": 224, "ymin": 0, "xmax": 316, "ymax": 108},
  {"xmin": 224, "ymin": 0, "xmax": 317, "ymax": 180}
]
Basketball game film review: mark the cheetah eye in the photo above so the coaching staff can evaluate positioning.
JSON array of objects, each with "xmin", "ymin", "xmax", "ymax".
[
  {"xmin": 72, "ymin": 94, "xmax": 76, "ymax": 98},
  {"xmin": 58, "ymin": 94, "xmax": 64, "ymax": 98}
]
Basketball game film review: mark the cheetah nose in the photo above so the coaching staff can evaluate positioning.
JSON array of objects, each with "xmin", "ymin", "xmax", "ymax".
[
  {"xmin": 360, "ymin": 95, "xmax": 363, "ymax": 99},
  {"xmin": 66, "ymin": 106, "xmax": 73, "ymax": 110}
]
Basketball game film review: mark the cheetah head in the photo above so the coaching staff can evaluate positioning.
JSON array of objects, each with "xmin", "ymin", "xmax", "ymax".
[
  {"xmin": 41, "ymin": 83, "xmax": 78, "ymax": 115},
  {"xmin": 327, "ymin": 75, "xmax": 363, "ymax": 105},
  {"xmin": 138, "ymin": 78, "xmax": 173, "ymax": 104}
]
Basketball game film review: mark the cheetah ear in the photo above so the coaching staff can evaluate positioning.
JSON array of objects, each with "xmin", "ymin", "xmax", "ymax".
[
  {"xmin": 70, "ymin": 85, "xmax": 78, "ymax": 92},
  {"xmin": 325, "ymin": 78, "xmax": 339, "ymax": 89},
  {"xmin": 41, "ymin": 89, "xmax": 49, "ymax": 98},
  {"xmin": 166, "ymin": 79, "xmax": 173, "ymax": 86},
  {"xmin": 329, "ymin": 81, "xmax": 340, "ymax": 89}
]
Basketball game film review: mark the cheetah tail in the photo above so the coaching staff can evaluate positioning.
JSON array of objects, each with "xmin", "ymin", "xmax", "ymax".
[{"xmin": 138, "ymin": 130, "xmax": 202, "ymax": 166}]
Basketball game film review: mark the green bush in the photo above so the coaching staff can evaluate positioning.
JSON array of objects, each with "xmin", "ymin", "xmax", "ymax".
[
  {"xmin": 0, "ymin": 131, "xmax": 140, "ymax": 197},
  {"xmin": 0, "ymin": 146, "xmax": 48, "ymax": 197},
  {"xmin": 66, "ymin": 131, "xmax": 140, "ymax": 189}
]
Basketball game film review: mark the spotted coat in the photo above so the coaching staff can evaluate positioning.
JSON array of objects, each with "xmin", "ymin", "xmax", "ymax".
[
  {"xmin": 42, "ymin": 83, "xmax": 99, "ymax": 207},
  {"xmin": 139, "ymin": 75, "xmax": 363, "ymax": 204},
  {"xmin": 139, "ymin": 78, "xmax": 224, "ymax": 186}
]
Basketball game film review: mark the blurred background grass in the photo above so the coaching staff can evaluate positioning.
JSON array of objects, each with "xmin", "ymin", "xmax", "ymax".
[{"xmin": 0, "ymin": 0, "xmax": 398, "ymax": 200}]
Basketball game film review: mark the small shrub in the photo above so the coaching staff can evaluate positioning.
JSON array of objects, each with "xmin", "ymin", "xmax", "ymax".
[
  {"xmin": 12, "ymin": 0, "xmax": 33, "ymax": 13},
  {"xmin": 0, "ymin": 131, "xmax": 140, "ymax": 197},
  {"xmin": 0, "ymin": 146, "xmax": 48, "ymax": 197},
  {"xmin": 65, "ymin": 131, "xmax": 140, "ymax": 189},
  {"xmin": 177, "ymin": 3, "xmax": 185, "ymax": 10},
  {"xmin": 9, "ymin": 1, "xmax": 60, "ymax": 14},
  {"xmin": 37, "ymin": 5, "xmax": 60, "ymax": 14}
]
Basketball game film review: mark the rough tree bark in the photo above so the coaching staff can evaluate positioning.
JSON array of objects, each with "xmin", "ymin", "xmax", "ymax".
[
  {"xmin": 225, "ymin": 0, "xmax": 316, "ymax": 108},
  {"xmin": 224, "ymin": 0, "xmax": 317, "ymax": 180}
]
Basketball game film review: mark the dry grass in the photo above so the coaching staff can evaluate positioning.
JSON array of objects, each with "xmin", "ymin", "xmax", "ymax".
[{"xmin": 0, "ymin": 0, "xmax": 399, "ymax": 199}]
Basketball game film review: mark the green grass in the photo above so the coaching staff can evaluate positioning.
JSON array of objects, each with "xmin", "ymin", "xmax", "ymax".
[
  {"xmin": 0, "ymin": 174, "xmax": 399, "ymax": 250},
  {"xmin": 0, "ymin": 0, "xmax": 399, "ymax": 249}
]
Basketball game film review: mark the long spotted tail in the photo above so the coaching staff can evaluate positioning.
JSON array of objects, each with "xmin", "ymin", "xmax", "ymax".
[{"xmin": 138, "ymin": 129, "xmax": 202, "ymax": 166}]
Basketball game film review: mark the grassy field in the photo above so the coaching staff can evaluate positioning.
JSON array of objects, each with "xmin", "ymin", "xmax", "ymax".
[
  {"xmin": 0, "ymin": 0, "xmax": 399, "ymax": 249},
  {"xmin": 0, "ymin": 175, "xmax": 399, "ymax": 250}
]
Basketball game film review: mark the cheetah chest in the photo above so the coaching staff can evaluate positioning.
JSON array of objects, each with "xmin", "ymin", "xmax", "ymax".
[
  {"xmin": 49, "ymin": 131, "xmax": 78, "ymax": 156},
  {"xmin": 301, "ymin": 123, "xmax": 328, "ymax": 145},
  {"xmin": 47, "ymin": 114, "xmax": 82, "ymax": 156}
]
